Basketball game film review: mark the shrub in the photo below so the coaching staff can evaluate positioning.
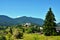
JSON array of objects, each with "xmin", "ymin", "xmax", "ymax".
[
  {"xmin": 5, "ymin": 33, "xmax": 12, "ymax": 40},
  {"xmin": 26, "ymin": 28, "xmax": 32, "ymax": 33},
  {"xmin": 13, "ymin": 28, "xmax": 23, "ymax": 39},
  {"xmin": 0, "ymin": 36, "xmax": 6, "ymax": 40}
]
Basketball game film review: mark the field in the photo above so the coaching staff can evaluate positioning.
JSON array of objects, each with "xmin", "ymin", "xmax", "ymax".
[{"xmin": 23, "ymin": 33, "xmax": 60, "ymax": 40}]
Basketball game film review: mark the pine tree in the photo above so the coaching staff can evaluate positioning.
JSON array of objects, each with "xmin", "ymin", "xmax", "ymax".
[{"xmin": 43, "ymin": 8, "xmax": 57, "ymax": 36}]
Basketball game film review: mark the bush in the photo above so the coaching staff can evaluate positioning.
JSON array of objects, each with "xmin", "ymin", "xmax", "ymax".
[
  {"xmin": 13, "ymin": 28, "xmax": 23, "ymax": 39},
  {"xmin": 26, "ymin": 28, "xmax": 32, "ymax": 33},
  {"xmin": 0, "ymin": 36, "xmax": 6, "ymax": 40},
  {"xmin": 26, "ymin": 26, "xmax": 40, "ymax": 33},
  {"xmin": 5, "ymin": 33, "xmax": 12, "ymax": 40}
]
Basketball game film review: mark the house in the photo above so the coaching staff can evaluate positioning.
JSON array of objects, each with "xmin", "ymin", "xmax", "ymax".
[
  {"xmin": 39, "ymin": 27, "xmax": 43, "ymax": 34},
  {"xmin": 23, "ymin": 23, "xmax": 31, "ymax": 27},
  {"xmin": 40, "ymin": 27, "xmax": 43, "ymax": 30}
]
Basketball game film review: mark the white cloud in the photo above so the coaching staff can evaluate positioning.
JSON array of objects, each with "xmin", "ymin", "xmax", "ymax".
[{"xmin": 16, "ymin": 16, "xmax": 20, "ymax": 18}]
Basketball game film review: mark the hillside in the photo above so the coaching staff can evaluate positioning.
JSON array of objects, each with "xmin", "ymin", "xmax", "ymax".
[{"xmin": 0, "ymin": 15, "xmax": 44, "ymax": 26}]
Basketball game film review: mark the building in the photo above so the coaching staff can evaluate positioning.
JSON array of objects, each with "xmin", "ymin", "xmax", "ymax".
[{"xmin": 23, "ymin": 23, "xmax": 31, "ymax": 27}]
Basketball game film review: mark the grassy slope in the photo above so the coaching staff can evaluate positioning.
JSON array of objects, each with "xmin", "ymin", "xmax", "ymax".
[{"xmin": 23, "ymin": 33, "xmax": 60, "ymax": 40}]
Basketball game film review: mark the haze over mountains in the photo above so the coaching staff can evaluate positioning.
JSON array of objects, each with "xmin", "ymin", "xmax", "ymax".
[{"xmin": 0, "ymin": 15, "xmax": 44, "ymax": 26}]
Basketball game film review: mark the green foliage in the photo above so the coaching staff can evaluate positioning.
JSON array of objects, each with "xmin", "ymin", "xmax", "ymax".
[
  {"xmin": 16, "ymin": 25, "xmax": 23, "ymax": 29},
  {"xmin": 6, "ymin": 27, "xmax": 13, "ymax": 34},
  {"xmin": 31, "ymin": 26, "xmax": 40, "ymax": 33},
  {"xmin": 13, "ymin": 28, "xmax": 23, "ymax": 39},
  {"xmin": 0, "ymin": 36, "xmax": 6, "ymax": 40},
  {"xmin": 26, "ymin": 26, "xmax": 40, "ymax": 33},
  {"xmin": 43, "ymin": 8, "xmax": 57, "ymax": 36},
  {"xmin": 26, "ymin": 27, "xmax": 32, "ymax": 33},
  {"xmin": 5, "ymin": 33, "xmax": 12, "ymax": 40},
  {"xmin": 36, "ymin": 27, "xmax": 40, "ymax": 32},
  {"xmin": 8, "ymin": 27, "xmax": 13, "ymax": 34}
]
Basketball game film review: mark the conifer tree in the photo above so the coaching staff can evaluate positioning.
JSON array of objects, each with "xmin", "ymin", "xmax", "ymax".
[{"xmin": 43, "ymin": 8, "xmax": 57, "ymax": 36}]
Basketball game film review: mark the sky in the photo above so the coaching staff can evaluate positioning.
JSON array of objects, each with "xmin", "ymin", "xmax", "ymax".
[{"xmin": 0, "ymin": 0, "xmax": 60, "ymax": 23}]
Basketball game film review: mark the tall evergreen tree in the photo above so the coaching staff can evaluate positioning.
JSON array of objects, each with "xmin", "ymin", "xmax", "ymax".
[{"xmin": 43, "ymin": 8, "xmax": 57, "ymax": 36}]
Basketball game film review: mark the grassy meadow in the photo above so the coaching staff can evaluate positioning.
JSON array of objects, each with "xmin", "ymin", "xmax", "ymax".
[{"xmin": 23, "ymin": 33, "xmax": 60, "ymax": 40}]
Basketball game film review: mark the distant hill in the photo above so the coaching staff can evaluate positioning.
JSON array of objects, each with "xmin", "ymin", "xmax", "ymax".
[
  {"xmin": 0, "ymin": 15, "xmax": 16, "ymax": 26},
  {"xmin": 0, "ymin": 15, "xmax": 44, "ymax": 26},
  {"xmin": 57, "ymin": 22, "xmax": 60, "ymax": 26}
]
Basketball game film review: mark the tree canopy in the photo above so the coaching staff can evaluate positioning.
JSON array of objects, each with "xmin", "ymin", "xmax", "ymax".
[{"xmin": 43, "ymin": 8, "xmax": 57, "ymax": 36}]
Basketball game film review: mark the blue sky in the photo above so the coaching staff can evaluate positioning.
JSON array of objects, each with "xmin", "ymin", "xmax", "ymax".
[{"xmin": 0, "ymin": 0, "xmax": 60, "ymax": 23}]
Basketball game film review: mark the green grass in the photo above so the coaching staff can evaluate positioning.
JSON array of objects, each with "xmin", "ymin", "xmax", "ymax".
[{"xmin": 23, "ymin": 33, "xmax": 60, "ymax": 40}]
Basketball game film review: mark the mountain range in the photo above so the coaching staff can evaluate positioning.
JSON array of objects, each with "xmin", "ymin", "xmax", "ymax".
[{"xmin": 0, "ymin": 15, "xmax": 44, "ymax": 26}]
